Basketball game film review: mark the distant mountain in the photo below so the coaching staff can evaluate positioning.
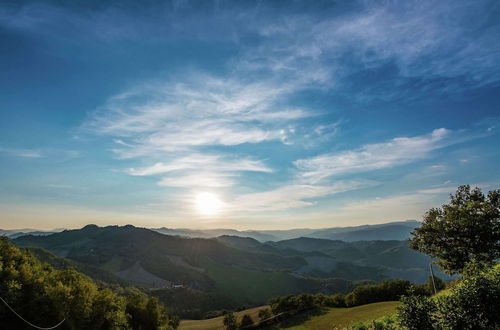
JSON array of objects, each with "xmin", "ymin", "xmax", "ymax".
[
  {"xmin": 14, "ymin": 224, "xmax": 451, "ymax": 317},
  {"xmin": 151, "ymin": 220, "xmax": 420, "ymax": 242},
  {"xmin": 0, "ymin": 229, "xmax": 60, "ymax": 238},
  {"xmin": 14, "ymin": 225, "xmax": 368, "ymax": 313},
  {"xmin": 151, "ymin": 227, "xmax": 280, "ymax": 241},
  {"xmin": 308, "ymin": 222, "xmax": 420, "ymax": 241}
]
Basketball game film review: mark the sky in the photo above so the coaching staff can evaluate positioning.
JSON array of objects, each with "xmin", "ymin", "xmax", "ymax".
[{"xmin": 1, "ymin": 0, "xmax": 500, "ymax": 230}]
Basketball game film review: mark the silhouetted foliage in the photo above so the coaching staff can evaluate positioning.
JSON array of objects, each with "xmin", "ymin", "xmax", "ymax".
[
  {"xmin": 257, "ymin": 308, "xmax": 272, "ymax": 321},
  {"xmin": 223, "ymin": 312, "xmax": 237, "ymax": 330},
  {"xmin": 409, "ymin": 185, "xmax": 500, "ymax": 274},
  {"xmin": 239, "ymin": 314, "xmax": 253, "ymax": 328}
]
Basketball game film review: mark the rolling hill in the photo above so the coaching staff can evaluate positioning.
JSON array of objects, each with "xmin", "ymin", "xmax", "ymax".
[
  {"xmin": 13, "ymin": 225, "xmax": 371, "ymax": 317},
  {"xmin": 13, "ymin": 223, "xmax": 444, "ymax": 318}
]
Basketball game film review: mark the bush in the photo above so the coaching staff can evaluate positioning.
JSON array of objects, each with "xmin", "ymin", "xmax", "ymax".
[
  {"xmin": 223, "ymin": 312, "xmax": 237, "ymax": 330},
  {"xmin": 345, "ymin": 280, "xmax": 412, "ymax": 307},
  {"xmin": 350, "ymin": 314, "xmax": 400, "ymax": 330},
  {"xmin": 239, "ymin": 314, "xmax": 253, "ymax": 328},
  {"xmin": 257, "ymin": 308, "xmax": 271, "ymax": 321},
  {"xmin": 433, "ymin": 265, "xmax": 500, "ymax": 329},
  {"xmin": 398, "ymin": 293, "xmax": 436, "ymax": 330},
  {"xmin": 398, "ymin": 264, "xmax": 500, "ymax": 330}
]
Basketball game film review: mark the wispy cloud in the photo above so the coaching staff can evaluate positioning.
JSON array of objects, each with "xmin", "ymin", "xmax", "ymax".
[
  {"xmin": 294, "ymin": 128, "xmax": 475, "ymax": 184},
  {"xmin": 0, "ymin": 147, "xmax": 43, "ymax": 158},
  {"xmin": 228, "ymin": 180, "xmax": 373, "ymax": 213},
  {"xmin": 125, "ymin": 153, "xmax": 272, "ymax": 188},
  {"xmin": 243, "ymin": 0, "xmax": 500, "ymax": 98},
  {"xmin": 86, "ymin": 74, "xmax": 311, "ymax": 157}
]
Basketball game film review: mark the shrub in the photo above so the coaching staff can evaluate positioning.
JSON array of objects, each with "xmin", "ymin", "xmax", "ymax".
[
  {"xmin": 398, "ymin": 264, "xmax": 500, "ymax": 330},
  {"xmin": 239, "ymin": 314, "xmax": 253, "ymax": 328},
  {"xmin": 257, "ymin": 308, "xmax": 271, "ymax": 321},
  {"xmin": 398, "ymin": 292, "xmax": 436, "ymax": 330},
  {"xmin": 223, "ymin": 312, "xmax": 237, "ymax": 330}
]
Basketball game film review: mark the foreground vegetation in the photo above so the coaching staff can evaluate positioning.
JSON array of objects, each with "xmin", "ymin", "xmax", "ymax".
[{"xmin": 0, "ymin": 237, "xmax": 179, "ymax": 329}]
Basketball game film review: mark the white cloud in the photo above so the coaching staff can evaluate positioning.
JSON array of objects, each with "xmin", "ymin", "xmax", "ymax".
[
  {"xmin": 125, "ymin": 153, "xmax": 272, "ymax": 188},
  {"xmin": 126, "ymin": 154, "xmax": 271, "ymax": 176},
  {"xmin": 244, "ymin": 0, "xmax": 500, "ymax": 97},
  {"xmin": 85, "ymin": 74, "xmax": 312, "ymax": 159},
  {"xmin": 0, "ymin": 147, "xmax": 43, "ymax": 158},
  {"xmin": 294, "ymin": 128, "xmax": 473, "ymax": 183},
  {"xmin": 228, "ymin": 180, "xmax": 373, "ymax": 213}
]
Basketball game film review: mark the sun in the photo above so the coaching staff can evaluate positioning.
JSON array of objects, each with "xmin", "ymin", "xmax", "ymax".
[{"xmin": 194, "ymin": 192, "xmax": 224, "ymax": 216}]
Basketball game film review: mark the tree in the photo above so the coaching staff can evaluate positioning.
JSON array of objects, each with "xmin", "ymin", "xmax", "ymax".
[
  {"xmin": 409, "ymin": 185, "xmax": 500, "ymax": 274},
  {"xmin": 239, "ymin": 314, "xmax": 253, "ymax": 328},
  {"xmin": 258, "ymin": 308, "xmax": 271, "ymax": 321},
  {"xmin": 223, "ymin": 312, "xmax": 237, "ymax": 330}
]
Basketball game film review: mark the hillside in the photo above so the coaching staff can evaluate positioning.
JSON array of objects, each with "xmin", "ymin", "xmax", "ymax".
[
  {"xmin": 178, "ymin": 302, "xmax": 400, "ymax": 330},
  {"xmin": 179, "ymin": 305, "xmax": 267, "ymax": 330},
  {"xmin": 14, "ymin": 225, "xmax": 371, "ymax": 317},
  {"xmin": 13, "ymin": 224, "xmax": 445, "ymax": 318},
  {"xmin": 263, "ymin": 301, "xmax": 401, "ymax": 330},
  {"xmin": 0, "ymin": 237, "xmax": 177, "ymax": 329}
]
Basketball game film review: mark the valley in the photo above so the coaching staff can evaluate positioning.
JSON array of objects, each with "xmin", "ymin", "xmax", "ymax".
[{"xmin": 12, "ymin": 221, "xmax": 447, "ymax": 319}]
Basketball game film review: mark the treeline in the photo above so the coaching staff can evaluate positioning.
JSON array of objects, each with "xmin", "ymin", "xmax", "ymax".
[
  {"xmin": 0, "ymin": 237, "xmax": 179, "ymax": 330},
  {"xmin": 217, "ymin": 278, "xmax": 444, "ymax": 329},
  {"xmin": 269, "ymin": 277, "xmax": 443, "ymax": 316}
]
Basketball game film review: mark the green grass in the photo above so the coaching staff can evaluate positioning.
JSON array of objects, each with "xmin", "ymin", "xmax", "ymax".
[
  {"xmin": 179, "ymin": 305, "xmax": 268, "ymax": 330},
  {"xmin": 263, "ymin": 301, "xmax": 401, "ymax": 330},
  {"xmin": 179, "ymin": 301, "xmax": 400, "ymax": 330}
]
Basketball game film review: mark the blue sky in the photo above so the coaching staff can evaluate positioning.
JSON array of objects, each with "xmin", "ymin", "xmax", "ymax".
[{"xmin": 1, "ymin": 0, "xmax": 499, "ymax": 230}]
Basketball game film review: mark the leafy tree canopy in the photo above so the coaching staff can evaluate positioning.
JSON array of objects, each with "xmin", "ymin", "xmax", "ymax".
[{"xmin": 409, "ymin": 185, "xmax": 500, "ymax": 274}]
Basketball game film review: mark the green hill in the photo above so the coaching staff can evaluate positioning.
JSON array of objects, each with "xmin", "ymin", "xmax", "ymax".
[
  {"xmin": 263, "ymin": 301, "xmax": 401, "ymax": 330},
  {"xmin": 178, "ymin": 302, "xmax": 400, "ymax": 330},
  {"xmin": 14, "ymin": 224, "xmax": 444, "ymax": 318},
  {"xmin": 14, "ymin": 225, "xmax": 367, "ymax": 317}
]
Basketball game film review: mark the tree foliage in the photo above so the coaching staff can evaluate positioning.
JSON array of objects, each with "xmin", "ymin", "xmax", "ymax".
[
  {"xmin": 0, "ymin": 237, "xmax": 177, "ymax": 330},
  {"xmin": 239, "ymin": 314, "xmax": 253, "ymax": 328},
  {"xmin": 223, "ymin": 312, "xmax": 237, "ymax": 330},
  {"xmin": 257, "ymin": 308, "xmax": 271, "ymax": 321},
  {"xmin": 409, "ymin": 185, "xmax": 500, "ymax": 274},
  {"xmin": 398, "ymin": 264, "xmax": 500, "ymax": 330}
]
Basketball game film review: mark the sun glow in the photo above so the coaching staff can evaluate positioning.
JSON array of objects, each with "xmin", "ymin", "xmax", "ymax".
[{"xmin": 194, "ymin": 192, "xmax": 224, "ymax": 216}]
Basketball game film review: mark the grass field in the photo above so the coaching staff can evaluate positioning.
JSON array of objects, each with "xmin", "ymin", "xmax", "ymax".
[
  {"xmin": 264, "ymin": 301, "xmax": 401, "ymax": 330},
  {"xmin": 179, "ymin": 301, "xmax": 400, "ymax": 330},
  {"xmin": 179, "ymin": 305, "xmax": 268, "ymax": 330}
]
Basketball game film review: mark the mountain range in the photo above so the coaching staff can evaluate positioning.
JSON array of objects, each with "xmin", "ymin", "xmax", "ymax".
[
  {"xmin": 152, "ymin": 220, "xmax": 420, "ymax": 241},
  {"xmin": 2, "ymin": 220, "xmax": 420, "ymax": 242},
  {"xmin": 12, "ymin": 221, "xmax": 449, "ymax": 318}
]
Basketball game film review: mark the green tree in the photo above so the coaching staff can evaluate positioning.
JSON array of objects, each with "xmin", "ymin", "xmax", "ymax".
[
  {"xmin": 398, "ymin": 264, "xmax": 500, "ymax": 329},
  {"xmin": 0, "ymin": 237, "xmax": 178, "ymax": 330},
  {"xmin": 223, "ymin": 312, "xmax": 237, "ymax": 330},
  {"xmin": 409, "ymin": 185, "xmax": 500, "ymax": 274}
]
